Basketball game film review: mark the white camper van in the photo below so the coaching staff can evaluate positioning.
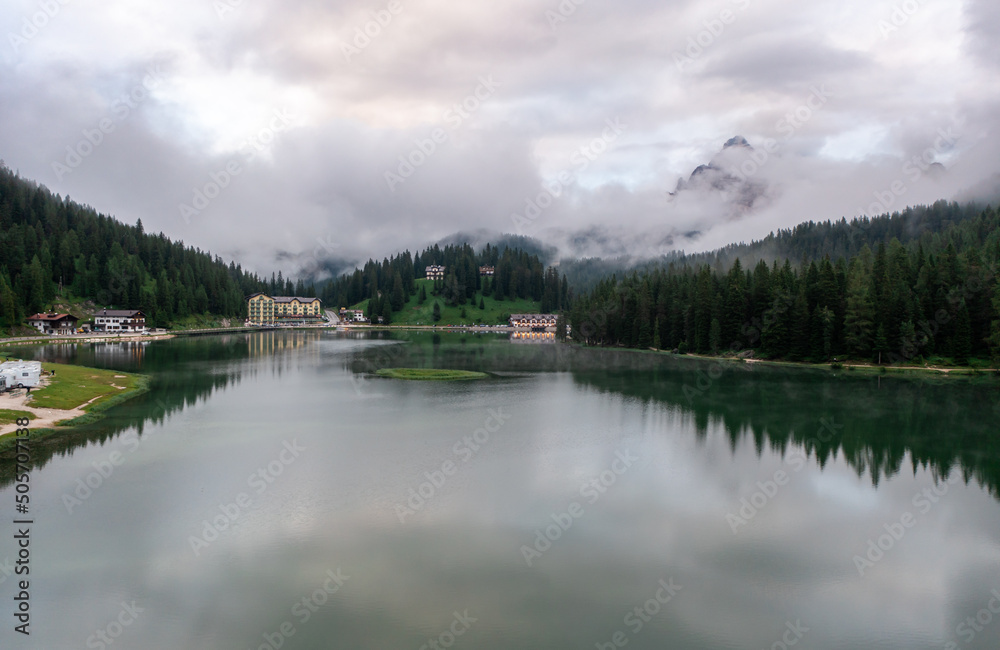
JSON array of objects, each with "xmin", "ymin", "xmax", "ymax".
[{"xmin": 0, "ymin": 360, "xmax": 42, "ymax": 390}]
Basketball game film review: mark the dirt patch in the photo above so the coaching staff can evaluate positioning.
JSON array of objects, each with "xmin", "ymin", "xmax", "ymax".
[{"xmin": 0, "ymin": 387, "xmax": 86, "ymax": 435}]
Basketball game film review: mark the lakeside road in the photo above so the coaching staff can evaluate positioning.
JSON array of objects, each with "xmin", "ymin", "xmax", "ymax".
[
  {"xmin": 623, "ymin": 347, "xmax": 999, "ymax": 377},
  {"xmin": 0, "ymin": 322, "xmax": 528, "ymax": 347},
  {"xmin": 0, "ymin": 331, "xmax": 176, "ymax": 346}
]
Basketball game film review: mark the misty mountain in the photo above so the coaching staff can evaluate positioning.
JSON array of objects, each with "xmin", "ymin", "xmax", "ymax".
[
  {"xmin": 434, "ymin": 230, "xmax": 559, "ymax": 265},
  {"xmin": 668, "ymin": 135, "xmax": 772, "ymax": 215}
]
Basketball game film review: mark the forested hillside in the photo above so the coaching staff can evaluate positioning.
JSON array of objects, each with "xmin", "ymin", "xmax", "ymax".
[
  {"xmin": 318, "ymin": 242, "xmax": 569, "ymax": 321},
  {"xmin": 0, "ymin": 164, "xmax": 264, "ymax": 329},
  {"xmin": 559, "ymin": 201, "xmax": 991, "ymax": 291},
  {"xmin": 569, "ymin": 202, "xmax": 1000, "ymax": 365}
]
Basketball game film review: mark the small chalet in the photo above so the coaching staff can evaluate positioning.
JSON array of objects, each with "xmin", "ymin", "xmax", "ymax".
[{"xmin": 27, "ymin": 313, "xmax": 78, "ymax": 335}]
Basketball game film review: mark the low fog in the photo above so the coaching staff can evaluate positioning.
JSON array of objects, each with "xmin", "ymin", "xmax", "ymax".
[{"xmin": 1, "ymin": 0, "xmax": 998, "ymax": 278}]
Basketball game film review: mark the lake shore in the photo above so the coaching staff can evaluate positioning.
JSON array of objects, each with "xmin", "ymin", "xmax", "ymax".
[
  {"xmin": 0, "ymin": 364, "xmax": 149, "ymax": 448},
  {"xmin": 585, "ymin": 344, "xmax": 1000, "ymax": 378}
]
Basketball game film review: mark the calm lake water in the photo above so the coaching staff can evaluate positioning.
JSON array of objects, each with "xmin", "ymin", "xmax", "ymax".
[{"xmin": 2, "ymin": 330, "xmax": 1000, "ymax": 649}]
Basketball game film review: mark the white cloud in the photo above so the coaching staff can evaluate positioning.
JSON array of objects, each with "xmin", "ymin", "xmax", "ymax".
[{"xmin": 0, "ymin": 0, "xmax": 997, "ymax": 275}]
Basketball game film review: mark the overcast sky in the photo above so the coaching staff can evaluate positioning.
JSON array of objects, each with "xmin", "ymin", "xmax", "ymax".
[{"xmin": 1, "ymin": 0, "xmax": 998, "ymax": 276}]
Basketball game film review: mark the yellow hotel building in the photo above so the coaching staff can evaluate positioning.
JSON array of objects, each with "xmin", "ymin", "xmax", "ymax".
[{"xmin": 247, "ymin": 293, "xmax": 323, "ymax": 325}]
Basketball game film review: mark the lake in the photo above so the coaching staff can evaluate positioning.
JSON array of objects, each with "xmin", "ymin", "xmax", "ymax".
[{"xmin": 2, "ymin": 330, "xmax": 999, "ymax": 649}]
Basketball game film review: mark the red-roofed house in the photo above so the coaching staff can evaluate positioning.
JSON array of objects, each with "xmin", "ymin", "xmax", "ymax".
[{"xmin": 27, "ymin": 312, "xmax": 79, "ymax": 335}]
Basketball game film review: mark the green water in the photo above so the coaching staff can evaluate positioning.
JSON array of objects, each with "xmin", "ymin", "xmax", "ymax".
[{"xmin": 1, "ymin": 330, "xmax": 999, "ymax": 649}]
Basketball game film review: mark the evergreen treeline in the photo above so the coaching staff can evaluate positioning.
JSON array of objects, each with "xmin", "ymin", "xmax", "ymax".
[
  {"xmin": 559, "ymin": 201, "xmax": 991, "ymax": 292},
  {"xmin": 0, "ymin": 164, "xmax": 266, "ymax": 328},
  {"xmin": 570, "ymin": 202, "xmax": 1000, "ymax": 365},
  {"xmin": 317, "ymin": 242, "xmax": 569, "ymax": 323}
]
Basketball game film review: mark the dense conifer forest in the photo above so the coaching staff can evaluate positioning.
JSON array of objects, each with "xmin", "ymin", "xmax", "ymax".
[
  {"xmin": 569, "ymin": 201, "xmax": 1000, "ymax": 365},
  {"xmin": 0, "ymin": 164, "xmax": 268, "ymax": 329},
  {"xmin": 316, "ymin": 243, "xmax": 569, "ymax": 322}
]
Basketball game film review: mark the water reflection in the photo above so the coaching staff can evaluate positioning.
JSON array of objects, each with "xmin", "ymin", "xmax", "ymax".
[
  {"xmin": 1, "ymin": 331, "xmax": 999, "ymax": 649},
  {"xmin": 3, "ymin": 331, "xmax": 999, "ymax": 504},
  {"xmin": 341, "ymin": 332, "xmax": 1000, "ymax": 500}
]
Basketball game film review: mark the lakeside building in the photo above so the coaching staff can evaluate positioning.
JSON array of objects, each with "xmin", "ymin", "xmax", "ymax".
[
  {"xmin": 27, "ymin": 312, "xmax": 79, "ymax": 335},
  {"xmin": 339, "ymin": 308, "xmax": 368, "ymax": 323},
  {"xmin": 479, "ymin": 266, "xmax": 495, "ymax": 276},
  {"xmin": 509, "ymin": 314, "xmax": 558, "ymax": 331},
  {"xmin": 425, "ymin": 265, "xmax": 446, "ymax": 280},
  {"xmin": 94, "ymin": 309, "xmax": 146, "ymax": 333},
  {"xmin": 246, "ymin": 294, "xmax": 323, "ymax": 325},
  {"xmin": 511, "ymin": 331, "xmax": 556, "ymax": 343}
]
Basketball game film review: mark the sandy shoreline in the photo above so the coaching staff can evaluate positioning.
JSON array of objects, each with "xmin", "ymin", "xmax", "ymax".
[{"xmin": 0, "ymin": 373, "xmax": 123, "ymax": 436}]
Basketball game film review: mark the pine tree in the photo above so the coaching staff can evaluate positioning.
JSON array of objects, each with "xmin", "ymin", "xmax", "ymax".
[
  {"xmin": 432, "ymin": 301, "xmax": 441, "ymax": 322},
  {"xmin": 479, "ymin": 297, "xmax": 485, "ymax": 309},
  {"xmin": 989, "ymin": 281, "xmax": 1000, "ymax": 365},
  {"xmin": 818, "ymin": 306, "xmax": 835, "ymax": 360},
  {"xmin": 391, "ymin": 273, "xmax": 405, "ymax": 311},
  {"xmin": 873, "ymin": 324, "xmax": 889, "ymax": 364},
  {"xmin": 709, "ymin": 318, "xmax": 721, "ymax": 354},
  {"xmin": 790, "ymin": 290, "xmax": 811, "ymax": 360},
  {"xmin": 953, "ymin": 305, "xmax": 972, "ymax": 364},
  {"xmin": 0, "ymin": 273, "xmax": 20, "ymax": 329},
  {"xmin": 843, "ymin": 261, "xmax": 874, "ymax": 357}
]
